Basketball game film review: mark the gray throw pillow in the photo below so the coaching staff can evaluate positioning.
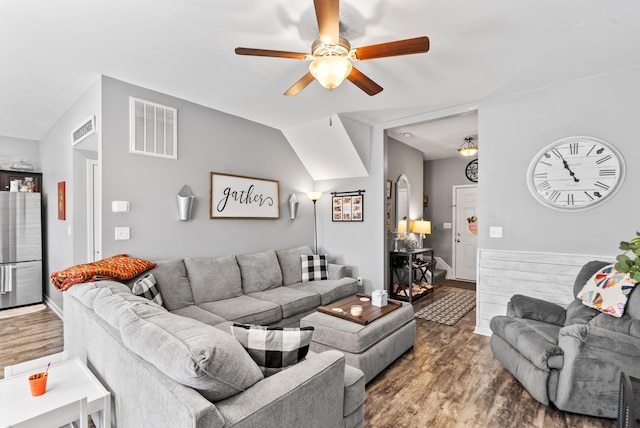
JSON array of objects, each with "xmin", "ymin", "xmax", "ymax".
[
  {"xmin": 237, "ymin": 250, "xmax": 283, "ymax": 293},
  {"xmin": 184, "ymin": 256, "xmax": 242, "ymax": 304},
  {"xmin": 119, "ymin": 304, "xmax": 264, "ymax": 402},
  {"xmin": 276, "ymin": 246, "xmax": 313, "ymax": 285}
]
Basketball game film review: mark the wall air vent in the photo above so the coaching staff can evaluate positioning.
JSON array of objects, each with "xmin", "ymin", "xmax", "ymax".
[
  {"xmin": 71, "ymin": 115, "xmax": 96, "ymax": 146},
  {"xmin": 129, "ymin": 97, "xmax": 178, "ymax": 159}
]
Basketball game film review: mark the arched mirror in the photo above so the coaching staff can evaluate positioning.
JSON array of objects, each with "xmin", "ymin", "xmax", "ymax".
[{"xmin": 395, "ymin": 174, "xmax": 410, "ymax": 233}]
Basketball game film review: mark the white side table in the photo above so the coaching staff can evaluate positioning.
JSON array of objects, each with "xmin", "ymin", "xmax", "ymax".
[{"xmin": 0, "ymin": 357, "xmax": 111, "ymax": 428}]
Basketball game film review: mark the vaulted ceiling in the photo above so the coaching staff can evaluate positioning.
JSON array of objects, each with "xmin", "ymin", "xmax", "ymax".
[{"xmin": 2, "ymin": 0, "xmax": 639, "ymax": 149}]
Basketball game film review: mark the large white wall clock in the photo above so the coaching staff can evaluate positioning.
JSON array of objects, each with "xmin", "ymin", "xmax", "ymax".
[{"xmin": 526, "ymin": 136, "xmax": 625, "ymax": 211}]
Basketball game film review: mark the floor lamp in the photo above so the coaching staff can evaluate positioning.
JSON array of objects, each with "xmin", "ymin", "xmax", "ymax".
[{"xmin": 307, "ymin": 192, "xmax": 322, "ymax": 254}]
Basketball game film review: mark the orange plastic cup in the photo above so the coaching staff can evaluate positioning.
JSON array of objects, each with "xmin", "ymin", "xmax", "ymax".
[{"xmin": 28, "ymin": 372, "xmax": 48, "ymax": 396}]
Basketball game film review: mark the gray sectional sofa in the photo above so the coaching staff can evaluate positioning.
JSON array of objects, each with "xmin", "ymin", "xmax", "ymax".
[{"xmin": 63, "ymin": 246, "xmax": 364, "ymax": 428}]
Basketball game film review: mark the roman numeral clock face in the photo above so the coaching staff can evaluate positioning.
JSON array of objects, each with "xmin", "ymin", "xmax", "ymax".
[{"xmin": 527, "ymin": 136, "xmax": 625, "ymax": 211}]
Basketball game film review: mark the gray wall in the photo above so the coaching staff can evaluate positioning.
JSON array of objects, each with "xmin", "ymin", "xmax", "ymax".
[
  {"xmin": 100, "ymin": 76, "xmax": 315, "ymax": 261},
  {"xmin": 0, "ymin": 136, "xmax": 40, "ymax": 171},
  {"xmin": 387, "ymin": 137, "xmax": 424, "ymax": 225},
  {"xmin": 423, "ymin": 155, "xmax": 478, "ymax": 266},
  {"xmin": 40, "ymin": 78, "xmax": 101, "ymax": 310},
  {"xmin": 315, "ymin": 116, "xmax": 383, "ymax": 294},
  {"xmin": 382, "ymin": 136, "xmax": 424, "ymax": 289},
  {"xmin": 479, "ymin": 66, "xmax": 640, "ymax": 259}
]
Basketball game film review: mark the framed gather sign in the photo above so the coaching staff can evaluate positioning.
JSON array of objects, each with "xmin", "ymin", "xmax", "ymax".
[{"xmin": 210, "ymin": 172, "xmax": 280, "ymax": 219}]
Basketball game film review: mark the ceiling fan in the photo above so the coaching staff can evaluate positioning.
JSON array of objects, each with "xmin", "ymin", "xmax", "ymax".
[{"xmin": 235, "ymin": 0, "xmax": 430, "ymax": 96}]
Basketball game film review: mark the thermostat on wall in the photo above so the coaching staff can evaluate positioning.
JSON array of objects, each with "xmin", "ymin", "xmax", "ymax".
[{"xmin": 112, "ymin": 201, "xmax": 130, "ymax": 213}]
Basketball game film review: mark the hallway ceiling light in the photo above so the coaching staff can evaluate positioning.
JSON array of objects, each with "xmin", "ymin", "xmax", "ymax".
[{"xmin": 458, "ymin": 136, "xmax": 478, "ymax": 157}]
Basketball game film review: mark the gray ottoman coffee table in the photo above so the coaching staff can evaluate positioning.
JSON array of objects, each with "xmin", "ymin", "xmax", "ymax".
[{"xmin": 300, "ymin": 296, "xmax": 416, "ymax": 383}]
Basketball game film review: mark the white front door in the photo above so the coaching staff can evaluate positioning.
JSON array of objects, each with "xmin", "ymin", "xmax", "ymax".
[{"xmin": 453, "ymin": 185, "xmax": 478, "ymax": 281}]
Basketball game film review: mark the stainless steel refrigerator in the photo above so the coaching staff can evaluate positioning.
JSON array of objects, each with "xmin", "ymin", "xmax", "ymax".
[{"xmin": 0, "ymin": 192, "xmax": 42, "ymax": 309}]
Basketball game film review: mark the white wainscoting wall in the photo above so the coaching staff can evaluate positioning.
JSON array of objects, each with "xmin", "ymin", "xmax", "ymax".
[{"xmin": 474, "ymin": 249, "xmax": 614, "ymax": 336}]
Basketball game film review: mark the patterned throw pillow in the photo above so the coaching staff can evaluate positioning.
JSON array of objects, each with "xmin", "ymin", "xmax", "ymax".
[
  {"xmin": 577, "ymin": 264, "xmax": 638, "ymax": 318},
  {"xmin": 132, "ymin": 273, "xmax": 164, "ymax": 306},
  {"xmin": 230, "ymin": 323, "xmax": 314, "ymax": 377},
  {"xmin": 50, "ymin": 254, "xmax": 156, "ymax": 292},
  {"xmin": 301, "ymin": 254, "xmax": 328, "ymax": 282}
]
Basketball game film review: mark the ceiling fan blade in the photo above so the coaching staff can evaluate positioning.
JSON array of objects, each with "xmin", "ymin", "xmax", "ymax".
[
  {"xmin": 314, "ymin": 0, "xmax": 339, "ymax": 45},
  {"xmin": 347, "ymin": 67, "xmax": 383, "ymax": 96},
  {"xmin": 235, "ymin": 47, "xmax": 308, "ymax": 60},
  {"xmin": 284, "ymin": 72, "xmax": 316, "ymax": 96},
  {"xmin": 353, "ymin": 36, "xmax": 430, "ymax": 61}
]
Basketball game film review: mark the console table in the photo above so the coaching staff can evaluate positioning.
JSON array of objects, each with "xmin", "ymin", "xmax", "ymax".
[
  {"xmin": 0, "ymin": 357, "xmax": 111, "ymax": 428},
  {"xmin": 389, "ymin": 248, "xmax": 435, "ymax": 303}
]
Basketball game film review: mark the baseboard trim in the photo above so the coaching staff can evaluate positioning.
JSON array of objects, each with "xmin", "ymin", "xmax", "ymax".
[
  {"xmin": 474, "ymin": 326, "xmax": 491, "ymax": 337},
  {"xmin": 44, "ymin": 295, "xmax": 63, "ymax": 320}
]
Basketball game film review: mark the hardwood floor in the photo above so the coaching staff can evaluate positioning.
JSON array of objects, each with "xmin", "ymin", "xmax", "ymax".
[
  {"xmin": 0, "ymin": 305, "xmax": 63, "ymax": 379},
  {"xmin": 0, "ymin": 289, "xmax": 615, "ymax": 427},
  {"xmin": 364, "ymin": 285, "xmax": 614, "ymax": 427}
]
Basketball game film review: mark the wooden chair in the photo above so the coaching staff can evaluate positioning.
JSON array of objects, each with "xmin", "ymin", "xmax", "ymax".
[
  {"xmin": 4, "ymin": 351, "xmax": 69, "ymax": 378},
  {"xmin": 618, "ymin": 372, "xmax": 638, "ymax": 428}
]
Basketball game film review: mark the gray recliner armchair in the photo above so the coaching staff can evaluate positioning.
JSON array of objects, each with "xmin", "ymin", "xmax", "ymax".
[{"xmin": 490, "ymin": 260, "xmax": 640, "ymax": 418}]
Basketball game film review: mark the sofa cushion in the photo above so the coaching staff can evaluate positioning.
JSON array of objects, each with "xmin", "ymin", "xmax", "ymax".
[
  {"xmin": 199, "ymin": 295, "xmax": 282, "ymax": 325},
  {"xmin": 490, "ymin": 315, "xmax": 563, "ymax": 371},
  {"xmin": 171, "ymin": 305, "xmax": 228, "ymax": 326},
  {"xmin": 237, "ymin": 250, "xmax": 283, "ymax": 293},
  {"xmin": 132, "ymin": 273, "xmax": 164, "ymax": 306},
  {"xmin": 247, "ymin": 287, "xmax": 321, "ymax": 318},
  {"xmin": 589, "ymin": 312, "xmax": 640, "ymax": 339},
  {"xmin": 136, "ymin": 259, "xmax": 195, "ymax": 311},
  {"xmin": 276, "ymin": 246, "xmax": 313, "ymax": 286},
  {"xmin": 564, "ymin": 299, "xmax": 599, "ymax": 326},
  {"xmin": 119, "ymin": 303, "xmax": 264, "ymax": 401},
  {"xmin": 301, "ymin": 254, "xmax": 329, "ymax": 282},
  {"xmin": 577, "ymin": 264, "xmax": 638, "ymax": 318},
  {"xmin": 94, "ymin": 285, "xmax": 165, "ymax": 330},
  {"xmin": 184, "ymin": 256, "xmax": 243, "ymax": 304},
  {"xmin": 230, "ymin": 323, "xmax": 314, "ymax": 377},
  {"xmin": 286, "ymin": 278, "xmax": 358, "ymax": 305},
  {"xmin": 65, "ymin": 280, "xmax": 130, "ymax": 309}
]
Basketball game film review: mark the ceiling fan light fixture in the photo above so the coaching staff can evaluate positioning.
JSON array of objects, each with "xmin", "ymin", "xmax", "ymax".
[
  {"xmin": 458, "ymin": 136, "xmax": 478, "ymax": 157},
  {"xmin": 309, "ymin": 56, "xmax": 353, "ymax": 90}
]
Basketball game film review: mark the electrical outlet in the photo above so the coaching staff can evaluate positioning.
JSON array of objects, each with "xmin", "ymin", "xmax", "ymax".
[
  {"xmin": 490, "ymin": 226, "xmax": 503, "ymax": 238},
  {"xmin": 357, "ymin": 277, "xmax": 363, "ymax": 286}
]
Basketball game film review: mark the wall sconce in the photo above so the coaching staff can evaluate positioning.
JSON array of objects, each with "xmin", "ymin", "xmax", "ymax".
[
  {"xmin": 176, "ymin": 185, "xmax": 195, "ymax": 221},
  {"xmin": 411, "ymin": 219, "xmax": 432, "ymax": 248},
  {"xmin": 288, "ymin": 194, "xmax": 299, "ymax": 220}
]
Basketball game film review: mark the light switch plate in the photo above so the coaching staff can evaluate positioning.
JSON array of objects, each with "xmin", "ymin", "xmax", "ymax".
[
  {"xmin": 443, "ymin": 222, "xmax": 452, "ymax": 229},
  {"xmin": 115, "ymin": 227, "xmax": 130, "ymax": 240}
]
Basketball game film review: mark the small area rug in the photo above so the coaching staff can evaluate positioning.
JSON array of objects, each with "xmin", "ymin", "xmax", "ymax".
[
  {"xmin": 414, "ymin": 291, "xmax": 475, "ymax": 326},
  {"xmin": 0, "ymin": 303, "xmax": 47, "ymax": 319}
]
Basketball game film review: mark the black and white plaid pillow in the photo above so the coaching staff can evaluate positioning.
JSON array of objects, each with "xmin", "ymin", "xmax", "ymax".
[
  {"xmin": 132, "ymin": 273, "xmax": 164, "ymax": 306},
  {"xmin": 301, "ymin": 254, "xmax": 328, "ymax": 282},
  {"xmin": 231, "ymin": 323, "xmax": 314, "ymax": 377}
]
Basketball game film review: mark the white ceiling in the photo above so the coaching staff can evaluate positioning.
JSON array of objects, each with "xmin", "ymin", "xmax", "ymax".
[
  {"xmin": 2, "ymin": 0, "xmax": 639, "ymax": 148},
  {"xmin": 388, "ymin": 112, "xmax": 478, "ymax": 161}
]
